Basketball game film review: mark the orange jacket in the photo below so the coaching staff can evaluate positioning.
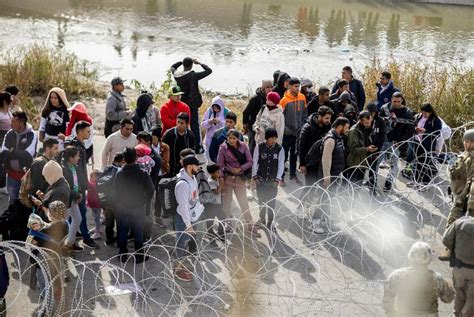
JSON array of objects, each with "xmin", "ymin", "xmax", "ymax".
[{"xmin": 280, "ymin": 90, "xmax": 307, "ymax": 136}]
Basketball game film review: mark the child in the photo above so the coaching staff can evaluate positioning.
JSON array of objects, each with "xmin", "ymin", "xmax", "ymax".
[
  {"xmin": 251, "ymin": 128, "xmax": 284, "ymax": 232},
  {"xmin": 203, "ymin": 164, "xmax": 225, "ymax": 240},
  {"xmin": 135, "ymin": 143, "xmax": 155, "ymax": 175},
  {"xmin": 87, "ymin": 169, "xmax": 102, "ymax": 240}
]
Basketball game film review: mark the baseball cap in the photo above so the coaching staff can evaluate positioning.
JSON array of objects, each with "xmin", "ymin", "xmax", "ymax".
[
  {"xmin": 169, "ymin": 86, "xmax": 185, "ymax": 96},
  {"xmin": 111, "ymin": 77, "xmax": 125, "ymax": 86},
  {"xmin": 182, "ymin": 155, "xmax": 204, "ymax": 167}
]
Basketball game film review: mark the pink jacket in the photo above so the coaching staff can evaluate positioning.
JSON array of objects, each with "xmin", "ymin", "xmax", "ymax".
[{"xmin": 217, "ymin": 141, "xmax": 253, "ymax": 176}]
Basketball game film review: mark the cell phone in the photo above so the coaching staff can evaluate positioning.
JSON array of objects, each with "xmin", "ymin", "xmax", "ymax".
[{"xmin": 29, "ymin": 194, "xmax": 37, "ymax": 200}]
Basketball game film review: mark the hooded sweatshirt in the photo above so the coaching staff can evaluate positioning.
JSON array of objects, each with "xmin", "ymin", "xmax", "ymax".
[
  {"xmin": 1, "ymin": 123, "xmax": 37, "ymax": 180},
  {"xmin": 101, "ymin": 130, "xmax": 138, "ymax": 169},
  {"xmin": 280, "ymin": 90, "xmax": 307, "ymax": 136},
  {"xmin": 171, "ymin": 62, "xmax": 213, "ymax": 108},
  {"xmin": 39, "ymin": 87, "xmax": 70, "ymax": 139},
  {"xmin": 160, "ymin": 99, "xmax": 191, "ymax": 135},
  {"xmin": 174, "ymin": 168, "xmax": 200, "ymax": 228},
  {"xmin": 132, "ymin": 93, "xmax": 162, "ymax": 133},
  {"xmin": 66, "ymin": 102, "xmax": 94, "ymax": 150},
  {"xmin": 253, "ymin": 105, "xmax": 285, "ymax": 145},
  {"xmin": 273, "ymin": 72, "xmax": 290, "ymax": 99},
  {"xmin": 243, "ymin": 87, "xmax": 267, "ymax": 128},
  {"xmin": 201, "ymin": 96, "xmax": 227, "ymax": 148},
  {"xmin": 42, "ymin": 160, "xmax": 70, "ymax": 208}
]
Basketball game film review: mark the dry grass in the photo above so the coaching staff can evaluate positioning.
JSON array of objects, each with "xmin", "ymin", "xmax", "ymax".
[{"xmin": 361, "ymin": 58, "xmax": 474, "ymax": 129}]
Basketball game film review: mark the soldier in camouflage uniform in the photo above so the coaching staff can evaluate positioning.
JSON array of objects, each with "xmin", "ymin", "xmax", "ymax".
[
  {"xmin": 383, "ymin": 242, "xmax": 454, "ymax": 317},
  {"xmin": 439, "ymin": 129, "xmax": 474, "ymax": 261},
  {"xmin": 446, "ymin": 129, "xmax": 474, "ymax": 226}
]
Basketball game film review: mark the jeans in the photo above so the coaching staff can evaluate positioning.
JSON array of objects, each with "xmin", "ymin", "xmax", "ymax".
[
  {"xmin": 174, "ymin": 214, "xmax": 194, "ymax": 259},
  {"xmin": 91, "ymin": 208, "xmax": 102, "ymax": 232},
  {"xmin": 282, "ymin": 134, "xmax": 297, "ymax": 178},
  {"xmin": 66, "ymin": 203, "xmax": 82, "ymax": 245},
  {"xmin": 190, "ymin": 106, "xmax": 201, "ymax": 151},
  {"xmin": 7, "ymin": 176, "xmax": 21, "ymax": 202},
  {"xmin": 385, "ymin": 142, "xmax": 401, "ymax": 185},
  {"xmin": 77, "ymin": 198, "xmax": 91, "ymax": 241},
  {"xmin": 256, "ymin": 184, "xmax": 278, "ymax": 227},
  {"xmin": 116, "ymin": 207, "xmax": 145, "ymax": 254}
]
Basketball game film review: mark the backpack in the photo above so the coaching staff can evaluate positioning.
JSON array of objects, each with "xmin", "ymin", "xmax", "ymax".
[
  {"xmin": 96, "ymin": 165, "xmax": 120, "ymax": 207},
  {"xmin": 305, "ymin": 135, "xmax": 333, "ymax": 170},
  {"xmin": 157, "ymin": 176, "xmax": 180, "ymax": 217},
  {"xmin": 439, "ymin": 118, "xmax": 452, "ymax": 140},
  {"xmin": 196, "ymin": 170, "xmax": 213, "ymax": 205}
]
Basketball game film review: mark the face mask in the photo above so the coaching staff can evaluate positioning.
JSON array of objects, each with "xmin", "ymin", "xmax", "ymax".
[{"xmin": 306, "ymin": 87, "xmax": 313, "ymax": 93}]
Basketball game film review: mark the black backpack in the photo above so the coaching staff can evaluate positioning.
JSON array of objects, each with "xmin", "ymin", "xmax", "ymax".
[
  {"xmin": 196, "ymin": 170, "xmax": 213, "ymax": 205},
  {"xmin": 97, "ymin": 165, "xmax": 120, "ymax": 207},
  {"xmin": 305, "ymin": 135, "xmax": 333, "ymax": 170},
  {"xmin": 158, "ymin": 176, "xmax": 190, "ymax": 217}
]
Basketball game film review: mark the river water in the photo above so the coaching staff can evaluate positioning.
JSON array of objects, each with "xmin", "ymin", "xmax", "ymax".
[{"xmin": 0, "ymin": 0, "xmax": 473, "ymax": 94}]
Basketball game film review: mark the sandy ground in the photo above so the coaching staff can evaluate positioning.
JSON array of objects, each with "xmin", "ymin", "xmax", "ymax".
[{"xmin": 0, "ymin": 96, "xmax": 457, "ymax": 316}]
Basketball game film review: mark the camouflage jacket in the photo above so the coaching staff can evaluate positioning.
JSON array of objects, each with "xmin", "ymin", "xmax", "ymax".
[
  {"xmin": 383, "ymin": 266, "xmax": 454, "ymax": 316},
  {"xmin": 449, "ymin": 151, "xmax": 474, "ymax": 205}
]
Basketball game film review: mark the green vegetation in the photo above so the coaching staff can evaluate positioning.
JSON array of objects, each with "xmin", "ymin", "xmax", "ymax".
[
  {"xmin": 0, "ymin": 45, "xmax": 103, "ymax": 117},
  {"xmin": 361, "ymin": 58, "xmax": 474, "ymax": 129}
]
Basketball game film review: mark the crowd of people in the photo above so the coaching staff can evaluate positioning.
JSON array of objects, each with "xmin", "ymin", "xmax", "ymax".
[{"xmin": 0, "ymin": 57, "xmax": 472, "ymax": 316}]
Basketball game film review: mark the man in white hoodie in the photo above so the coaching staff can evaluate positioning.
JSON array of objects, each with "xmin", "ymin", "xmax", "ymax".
[
  {"xmin": 174, "ymin": 155, "xmax": 204, "ymax": 282},
  {"xmin": 101, "ymin": 118, "xmax": 137, "ymax": 169},
  {"xmin": 253, "ymin": 91, "xmax": 285, "ymax": 146}
]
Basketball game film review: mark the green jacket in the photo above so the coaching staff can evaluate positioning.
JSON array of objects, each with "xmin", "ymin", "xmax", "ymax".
[{"xmin": 346, "ymin": 123, "xmax": 368, "ymax": 168}]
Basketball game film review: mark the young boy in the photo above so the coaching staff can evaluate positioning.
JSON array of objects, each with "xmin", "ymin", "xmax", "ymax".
[
  {"xmin": 251, "ymin": 128, "xmax": 284, "ymax": 232},
  {"xmin": 203, "ymin": 164, "xmax": 225, "ymax": 240}
]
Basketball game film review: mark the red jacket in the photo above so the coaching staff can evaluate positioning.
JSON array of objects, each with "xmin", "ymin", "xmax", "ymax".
[
  {"xmin": 160, "ymin": 99, "xmax": 191, "ymax": 135},
  {"xmin": 86, "ymin": 180, "xmax": 101, "ymax": 209}
]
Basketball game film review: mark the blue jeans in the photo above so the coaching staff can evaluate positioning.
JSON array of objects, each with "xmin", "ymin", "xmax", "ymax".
[
  {"xmin": 174, "ymin": 214, "xmax": 194, "ymax": 259},
  {"xmin": 77, "ymin": 198, "xmax": 91, "ymax": 241},
  {"xmin": 7, "ymin": 176, "xmax": 21, "ymax": 202},
  {"xmin": 116, "ymin": 208, "xmax": 145, "ymax": 254},
  {"xmin": 282, "ymin": 134, "xmax": 297, "ymax": 178}
]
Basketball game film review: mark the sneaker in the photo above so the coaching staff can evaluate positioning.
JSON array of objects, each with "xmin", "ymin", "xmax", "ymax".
[
  {"xmin": 82, "ymin": 239, "xmax": 100, "ymax": 249},
  {"xmin": 278, "ymin": 180, "xmax": 286, "ymax": 187},
  {"xmin": 105, "ymin": 237, "xmax": 116, "ymax": 246},
  {"xmin": 91, "ymin": 232, "xmax": 102, "ymax": 240},
  {"xmin": 174, "ymin": 268, "xmax": 193, "ymax": 282},
  {"xmin": 64, "ymin": 243, "xmax": 84, "ymax": 253},
  {"xmin": 290, "ymin": 176, "xmax": 302, "ymax": 185},
  {"xmin": 311, "ymin": 219, "xmax": 325, "ymax": 234},
  {"xmin": 383, "ymin": 181, "xmax": 392, "ymax": 193},
  {"xmin": 0, "ymin": 187, "xmax": 8, "ymax": 195},
  {"xmin": 135, "ymin": 254, "xmax": 150, "ymax": 264},
  {"xmin": 154, "ymin": 218, "xmax": 167, "ymax": 228}
]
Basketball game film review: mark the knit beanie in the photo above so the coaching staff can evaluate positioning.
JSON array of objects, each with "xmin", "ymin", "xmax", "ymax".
[
  {"xmin": 135, "ymin": 143, "xmax": 152, "ymax": 157},
  {"xmin": 463, "ymin": 129, "xmax": 474, "ymax": 141},
  {"xmin": 266, "ymin": 92, "xmax": 281, "ymax": 105},
  {"xmin": 265, "ymin": 128, "xmax": 278, "ymax": 140},
  {"xmin": 289, "ymin": 77, "xmax": 300, "ymax": 86},
  {"xmin": 42, "ymin": 160, "xmax": 63, "ymax": 185},
  {"xmin": 49, "ymin": 201, "xmax": 67, "ymax": 220}
]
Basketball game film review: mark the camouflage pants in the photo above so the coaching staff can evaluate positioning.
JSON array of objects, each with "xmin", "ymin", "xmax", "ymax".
[
  {"xmin": 446, "ymin": 196, "xmax": 474, "ymax": 228},
  {"xmin": 453, "ymin": 267, "xmax": 474, "ymax": 317}
]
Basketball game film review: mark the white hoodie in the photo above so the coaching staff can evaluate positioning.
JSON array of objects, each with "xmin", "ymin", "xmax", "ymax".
[{"xmin": 253, "ymin": 105, "xmax": 285, "ymax": 145}]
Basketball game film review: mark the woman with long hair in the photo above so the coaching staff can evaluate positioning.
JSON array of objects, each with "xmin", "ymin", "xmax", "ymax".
[
  {"xmin": 0, "ymin": 91, "xmax": 12, "ymax": 194},
  {"xmin": 217, "ymin": 129, "xmax": 261, "ymax": 237},
  {"xmin": 39, "ymin": 87, "xmax": 70, "ymax": 148},
  {"xmin": 411, "ymin": 103, "xmax": 442, "ymax": 190}
]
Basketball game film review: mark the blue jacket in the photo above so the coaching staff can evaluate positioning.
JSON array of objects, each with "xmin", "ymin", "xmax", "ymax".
[
  {"xmin": 208, "ymin": 127, "xmax": 243, "ymax": 163},
  {"xmin": 375, "ymin": 81, "xmax": 399, "ymax": 110}
]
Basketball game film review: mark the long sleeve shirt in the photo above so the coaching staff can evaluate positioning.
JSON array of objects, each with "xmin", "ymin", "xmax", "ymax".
[
  {"xmin": 101, "ymin": 131, "xmax": 137, "ymax": 169},
  {"xmin": 217, "ymin": 141, "xmax": 253, "ymax": 175},
  {"xmin": 174, "ymin": 169, "xmax": 199, "ymax": 228}
]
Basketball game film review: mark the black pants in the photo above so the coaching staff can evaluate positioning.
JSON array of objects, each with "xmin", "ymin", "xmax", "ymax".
[
  {"xmin": 345, "ymin": 166, "xmax": 366, "ymax": 185},
  {"xmin": 256, "ymin": 184, "xmax": 278, "ymax": 227},
  {"xmin": 154, "ymin": 176, "xmax": 163, "ymax": 218},
  {"xmin": 104, "ymin": 206, "xmax": 116, "ymax": 241},
  {"xmin": 203, "ymin": 203, "xmax": 224, "ymax": 234},
  {"xmin": 190, "ymin": 106, "xmax": 202, "ymax": 151},
  {"xmin": 414, "ymin": 141, "xmax": 437, "ymax": 184}
]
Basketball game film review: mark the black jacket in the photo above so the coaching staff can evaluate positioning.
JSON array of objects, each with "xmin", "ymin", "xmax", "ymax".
[
  {"xmin": 43, "ymin": 177, "xmax": 71, "ymax": 209},
  {"xmin": 414, "ymin": 114, "xmax": 442, "ymax": 152},
  {"xmin": 62, "ymin": 161, "xmax": 87, "ymax": 203},
  {"xmin": 1, "ymin": 125, "xmax": 37, "ymax": 174},
  {"xmin": 380, "ymin": 104, "xmax": 415, "ymax": 143},
  {"xmin": 162, "ymin": 127, "xmax": 195, "ymax": 176},
  {"xmin": 369, "ymin": 114, "xmax": 385, "ymax": 150},
  {"xmin": 113, "ymin": 163, "xmax": 155, "ymax": 210},
  {"xmin": 30, "ymin": 156, "xmax": 50, "ymax": 195},
  {"xmin": 307, "ymin": 95, "xmax": 335, "ymax": 117},
  {"xmin": 64, "ymin": 136, "xmax": 88, "ymax": 189},
  {"xmin": 171, "ymin": 62, "xmax": 212, "ymax": 108},
  {"xmin": 273, "ymin": 72, "xmax": 290, "ymax": 98},
  {"xmin": 243, "ymin": 87, "xmax": 266, "ymax": 128},
  {"xmin": 298, "ymin": 113, "xmax": 331, "ymax": 167},
  {"xmin": 331, "ymin": 77, "xmax": 366, "ymax": 111}
]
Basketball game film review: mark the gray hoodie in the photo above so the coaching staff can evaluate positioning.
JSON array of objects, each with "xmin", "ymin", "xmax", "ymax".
[{"xmin": 174, "ymin": 168, "xmax": 199, "ymax": 227}]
